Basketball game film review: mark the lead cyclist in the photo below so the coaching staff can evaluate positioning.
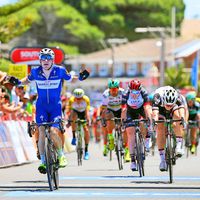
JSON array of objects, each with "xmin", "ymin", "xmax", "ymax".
[{"xmin": 11, "ymin": 48, "xmax": 89, "ymax": 174}]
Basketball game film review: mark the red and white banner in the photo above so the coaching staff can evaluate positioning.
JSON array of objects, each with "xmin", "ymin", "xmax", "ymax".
[{"xmin": 10, "ymin": 47, "xmax": 65, "ymax": 65}]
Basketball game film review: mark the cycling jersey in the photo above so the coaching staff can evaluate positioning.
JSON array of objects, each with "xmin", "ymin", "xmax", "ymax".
[
  {"xmin": 187, "ymin": 101, "xmax": 200, "ymax": 115},
  {"xmin": 122, "ymin": 87, "xmax": 149, "ymax": 109},
  {"xmin": 68, "ymin": 95, "xmax": 90, "ymax": 112},
  {"xmin": 27, "ymin": 65, "xmax": 72, "ymax": 126},
  {"xmin": 28, "ymin": 65, "xmax": 72, "ymax": 104},
  {"xmin": 101, "ymin": 88, "xmax": 124, "ymax": 111}
]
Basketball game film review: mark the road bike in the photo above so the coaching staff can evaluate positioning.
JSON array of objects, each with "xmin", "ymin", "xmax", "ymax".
[
  {"xmin": 153, "ymin": 118, "xmax": 183, "ymax": 183},
  {"xmin": 28, "ymin": 121, "xmax": 64, "ymax": 191},
  {"xmin": 185, "ymin": 120, "xmax": 199, "ymax": 157},
  {"xmin": 125, "ymin": 119, "xmax": 148, "ymax": 177},
  {"xmin": 69, "ymin": 119, "xmax": 87, "ymax": 166},
  {"xmin": 110, "ymin": 117, "xmax": 124, "ymax": 170}
]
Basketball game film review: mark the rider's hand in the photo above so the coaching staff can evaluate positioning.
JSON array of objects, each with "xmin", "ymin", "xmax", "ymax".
[
  {"xmin": 79, "ymin": 68, "xmax": 90, "ymax": 81},
  {"xmin": 180, "ymin": 118, "xmax": 187, "ymax": 130}
]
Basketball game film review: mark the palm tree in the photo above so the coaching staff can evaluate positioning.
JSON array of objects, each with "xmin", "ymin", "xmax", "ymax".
[{"xmin": 164, "ymin": 65, "xmax": 192, "ymax": 89}]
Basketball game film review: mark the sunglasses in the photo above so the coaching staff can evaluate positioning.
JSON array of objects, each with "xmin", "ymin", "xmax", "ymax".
[{"xmin": 40, "ymin": 54, "xmax": 53, "ymax": 61}]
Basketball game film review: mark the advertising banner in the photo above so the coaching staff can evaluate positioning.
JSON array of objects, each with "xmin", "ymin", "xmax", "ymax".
[
  {"xmin": 10, "ymin": 47, "xmax": 65, "ymax": 65},
  {"xmin": 8, "ymin": 64, "xmax": 28, "ymax": 79}
]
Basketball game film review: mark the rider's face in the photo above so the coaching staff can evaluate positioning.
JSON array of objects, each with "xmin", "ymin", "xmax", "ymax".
[
  {"xmin": 188, "ymin": 99, "xmax": 194, "ymax": 107},
  {"xmin": 41, "ymin": 59, "xmax": 53, "ymax": 70},
  {"xmin": 40, "ymin": 55, "xmax": 53, "ymax": 70},
  {"xmin": 164, "ymin": 104, "xmax": 173, "ymax": 110},
  {"xmin": 109, "ymin": 88, "xmax": 119, "ymax": 96}
]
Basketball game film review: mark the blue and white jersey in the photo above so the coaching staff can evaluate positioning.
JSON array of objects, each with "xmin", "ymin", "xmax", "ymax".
[{"xmin": 28, "ymin": 65, "xmax": 72, "ymax": 104}]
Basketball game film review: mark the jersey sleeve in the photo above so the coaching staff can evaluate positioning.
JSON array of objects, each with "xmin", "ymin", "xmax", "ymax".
[
  {"xmin": 122, "ymin": 90, "xmax": 129, "ymax": 105},
  {"xmin": 101, "ymin": 91, "xmax": 109, "ymax": 107},
  {"xmin": 152, "ymin": 93, "xmax": 162, "ymax": 110},
  {"xmin": 68, "ymin": 97, "xmax": 73, "ymax": 110},
  {"xmin": 84, "ymin": 96, "xmax": 90, "ymax": 110},
  {"xmin": 27, "ymin": 68, "xmax": 35, "ymax": 81},
  {"xmin": 140, "ymin": 87, "xmax": 149, "ymax": 103}
]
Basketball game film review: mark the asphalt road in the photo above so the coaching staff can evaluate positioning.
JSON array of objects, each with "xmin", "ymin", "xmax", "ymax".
[{"xmin": 0, "ymin": 140, "xmax": 200, "ymax": 200}]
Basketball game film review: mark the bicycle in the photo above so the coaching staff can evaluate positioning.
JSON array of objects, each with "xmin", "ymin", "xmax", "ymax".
[
  {"xmin": 110, "ymin": 117, "xmax": 124, "ymax": 170},
  {"xmin": 125, "ymin": 119, "xmax": 148, "ymax": 177},
  {"xmin": 28, "ymin": 121, "xmax": 64, "ymax": 191},
  {"xmin": 69, "ymin": 119, "xmax": 87, "ymax": 166},
  {"xmin": 153, "ymin": 118, "xmax": 183, "ymax": 183},
  {"xmin": 185, "ymin": 120, "xmax": 199, "ymax": 157}
]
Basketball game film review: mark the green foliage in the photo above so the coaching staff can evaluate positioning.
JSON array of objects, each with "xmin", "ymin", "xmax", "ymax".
[
  {"xmin": 0, "ymin": 0, "xmax": 185, "ymax": 53},
  {"xmin": 0, "ymin": 58, "xmax": 12, "ymax": 73},
  {"xmin": 165, "ymin": 65, "xmax": 192, "ymax": 89},
  {"xmin": 47, "ymin": 42, "xmax": 79, "ymax": 55}
]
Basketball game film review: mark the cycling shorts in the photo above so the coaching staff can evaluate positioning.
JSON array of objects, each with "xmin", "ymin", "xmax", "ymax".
[
  {"xmin": 36, "ymin": 101, "xmax": 62, "ymax": 129},
  {"xmin": 107, "ymin": 108, "xmax": 122, "ymax": 118}
]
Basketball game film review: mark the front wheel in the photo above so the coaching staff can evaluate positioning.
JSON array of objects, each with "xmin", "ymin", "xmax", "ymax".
[
  {"xmin": 166, "ymin": 134, "xmax": 173, "ymax": 183},
  {"xmin": 44, "ymin": 138, "xmax": 54, "ymax": 191}
]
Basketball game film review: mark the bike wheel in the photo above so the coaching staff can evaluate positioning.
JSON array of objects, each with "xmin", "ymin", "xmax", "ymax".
[
  {"xmin": 135, "ymin": 131, "xmax": 143, "ymax": 177},
  {"xmin": 140, "ymin": 136, "xmax": 145, "ymax": 176},
  {"xmin": 115, "ymin": 132, "xmax": 123, "ymax": 170},
  {"xmin": 77, "ymin": 133, "xmax": 83, "ymax": 166},
  {"xmin": 44, "ymin": 138, "xmax": 54, "ymax": 191},
  {"xmin": 185, "ymin": 127, "xmax": 191, "ymax": 158},
  {"xmin": 52, "ymin": 146, "xmax": 59, "ymax": 190},
  {"xmin": 166, "ymin": 134, "xmax": 173, "ymax": 183}
]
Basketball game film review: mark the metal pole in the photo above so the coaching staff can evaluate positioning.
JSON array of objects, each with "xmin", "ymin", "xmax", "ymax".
[
  {"xmin": 111, "ymin": 45, "xmax": 115, "ymax": 78},
  {"xmin": 160, "ymin": 31, "xmax": 165, "ymax": 86},
  {"xmin": 171, "ymin": 6, "xmax": 176, "ymax": 66}
]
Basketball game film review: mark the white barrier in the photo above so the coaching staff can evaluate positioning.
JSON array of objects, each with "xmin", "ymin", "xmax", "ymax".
[{"xmin": 0, "ymin": 121, "xmax": 75, "ymax": 167}]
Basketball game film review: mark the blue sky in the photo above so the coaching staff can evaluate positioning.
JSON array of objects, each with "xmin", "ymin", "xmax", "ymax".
[{"xmin": 0, "ymin": 0, "xmax": 200, "ymax": 19}]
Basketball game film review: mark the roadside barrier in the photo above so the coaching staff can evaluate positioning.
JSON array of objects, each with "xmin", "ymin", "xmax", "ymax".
[
  {"xmin": 0, "ymin": 121, "xmax": 75, "ymax": 167},
  {"xmin": 0, "ymin": 121, "xmax": 37, "ymax": 167}
]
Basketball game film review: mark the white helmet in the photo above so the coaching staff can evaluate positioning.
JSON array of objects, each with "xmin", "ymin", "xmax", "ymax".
[
  {"xmin": 163, "ymin": 86, "xmax": 178, "ymax": 105},
  {"xmin": 39, "ymin": 48, "xmax": 55, "ymax": 59},
  {"xmin": 73, "ymin": 88, "xmax": 84, "ymax": 98}
]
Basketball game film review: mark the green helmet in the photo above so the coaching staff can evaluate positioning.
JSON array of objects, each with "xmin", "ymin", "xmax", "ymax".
[
  {"xmin": 108, "ymin": 79, "xmax": 119, "ymax": 88},
  {"xmin": 186, "ymin": 92, "xmax": 196, "ymax": 100}
]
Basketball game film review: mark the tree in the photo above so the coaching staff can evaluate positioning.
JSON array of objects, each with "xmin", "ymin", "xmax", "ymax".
[{"xmin": 164, "ymin": 65, "xmax": 192, "ymax": 89}]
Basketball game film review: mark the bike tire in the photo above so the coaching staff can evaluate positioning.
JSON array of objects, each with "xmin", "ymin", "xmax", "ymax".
[
  {"xmin": 115, "ymin": 133, "xmax": 123, "ymax": 170},
  {"xmin": 77, "ymin": 132, "xmax": 83, "ymax": 166},
  {"xmin": 135, "ymin": 131, "xmax": 143, "ymax": 177},
  {"xmin": 52, "ymin": 146, "xmax": 59, "ymax": 190},
  {"xmin": 166, "ymin": 134, "xmax": 173, "ymax": 183},
  {"xmin": 140, "ymin": 136, "xmax": 145, "ymax": 176},
  {"xmin": 44, "ymin": 137, "xmax": 54, "ymax": 191},
  {"xmin": 185, "ymin": 127, "xmax": 191, "ymax": 158}
]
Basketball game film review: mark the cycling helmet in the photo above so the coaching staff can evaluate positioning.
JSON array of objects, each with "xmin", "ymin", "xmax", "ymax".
[
  {"xmin": 128, "ymin": 79, "xmax": 141, "ymax": 90},
  {"xmin": 186, "ymin": 91, "xmax": 196, "ymax": 101},
  {"xmin": 39, "ymin": 48, "xmax": 55, "ymax": 60},
  {"xmin": 163, "ymin": 86, "xmax": 178, "ymax": 105},
  {"xmin": 108, "ymin": 79, "xmax": 119, "ymax": 88},
  {"xmin": 73, "ymin": 88, "xmax": 85, "ymax": 98}
]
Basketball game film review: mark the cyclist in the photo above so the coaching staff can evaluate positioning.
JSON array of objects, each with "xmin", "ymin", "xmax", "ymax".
[
  {"xmin": 152, "ymin": 86, "xmax": 186, "ymax": 171},
  {"xmin": 100, "ymin": 79, "xmax": 131, "ymax": 162},
  {"xmin": 122, "ymin": 79, "xmax": 152, "ymax": 171},
  {"xmin": 12, "ymin": 48, "xmax": 89, "ymax": 174},
  {"xmin": 68, "ymin": 88, "xmax": 91, "ymax": 160},
  {"xmin": 185, "ymin": 91, "xmax": 200, "ymax": 154}
]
